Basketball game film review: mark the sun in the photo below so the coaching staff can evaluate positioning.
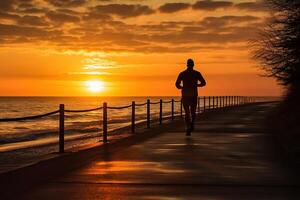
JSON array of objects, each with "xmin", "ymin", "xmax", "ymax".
[{"xmin": 85, "ymin": 80, "xmax": 105, "ymax": 93}]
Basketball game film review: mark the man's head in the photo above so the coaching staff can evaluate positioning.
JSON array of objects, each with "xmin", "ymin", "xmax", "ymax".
[{"xmin": 187, "ymin": 59, "xmax": 194, "ymax": 69}]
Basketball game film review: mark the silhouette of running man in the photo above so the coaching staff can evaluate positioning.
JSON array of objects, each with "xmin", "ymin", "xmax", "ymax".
[{"xmin": 176, "ymin": 59, "xmax": 206, "ymax": 136}]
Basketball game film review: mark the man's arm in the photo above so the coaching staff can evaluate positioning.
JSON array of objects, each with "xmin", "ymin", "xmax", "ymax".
[
  {"xmin": 197, "ymin": 72, "xmax": 206, "ymax": 87},
  {"xmin": 175, "ymin": 73, "xmax": 183, "ymax": 89}
]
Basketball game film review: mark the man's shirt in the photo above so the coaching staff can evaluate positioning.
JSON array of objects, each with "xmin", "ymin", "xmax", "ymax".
[{"xmin": 176, "ymin": 69, "xmax": 206, "ymax": 97}]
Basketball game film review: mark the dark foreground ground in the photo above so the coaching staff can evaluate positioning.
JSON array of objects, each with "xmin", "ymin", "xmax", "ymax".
[{"xmin": 18, "ymin": 103, "xmax": 300, "ymax": 199}]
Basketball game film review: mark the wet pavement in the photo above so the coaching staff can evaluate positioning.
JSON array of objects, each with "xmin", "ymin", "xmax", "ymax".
[{"xmin": 23, "ymin": 103, "xmax": 300, "ymax": 199}]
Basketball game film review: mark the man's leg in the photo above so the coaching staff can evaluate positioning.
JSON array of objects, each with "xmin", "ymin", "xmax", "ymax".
[
  {"xmin": 190, "ymin": 96, "xmax": 198, "ymax": 131},
  {"xmin": 182, "ymin": 97, "xmax": 192, "ymax": 135}
]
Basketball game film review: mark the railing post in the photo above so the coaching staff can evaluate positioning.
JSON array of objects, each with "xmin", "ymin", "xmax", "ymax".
[
  {"xmin": 222, "ymin": 96, "xmax": 224, "ymax": 108},
  {"xmin": 147, "ymin": 99, "xmax": 150, "ymax": 128},
  {"xmin": 159, "ymin": 99, "xmax": 163, "ymax": 125},
  {"xmin": 233, "ymin": 96, "xmax": 235, "ymax": 106},
  {"xmin": 203, "ymin": 96, "xmax": 206, "ymax": 112},
  {"xmin": 213, "ymin": 96, "xmax": 215, "ymax": 110},
  {"xmin": 171, "ymin": 99, "xmax": 174, "ymax": 120},
  {"xmin": 226, "ymin": 96, "xmax": 228, "ymax": 107},
  {"xmin": 220, "ymin": 96, "xmax": 222, "ymax": 108},
  {"xmin": 197, "ymin": 97, "xmax": 200, "ymax": 113},
  {"xmin": 208, "ymin": 96, "xmax": 211, "ymax": 110},
  {"xmin": 180, "ymin": 98, "xmax": 183, "ymax": 118},
  {"xmin": 59, "ymin": 104, "xmax": 64, "ymax": 153},
  {"xmin": 131, "ymin": 101, "xmax": 135, "ymax": 134},
  {"xmin": 103, "ymin": 102, "xmax": 108, "ymax": 144},
  {"xmin": 234, "ymin": 96, "xmax": 236, "ymax": 106}
]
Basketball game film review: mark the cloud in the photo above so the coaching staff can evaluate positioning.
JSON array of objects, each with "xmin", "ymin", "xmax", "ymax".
[
  {"xmin": 0, "ymin": 23, "xmax": 61, "ymax": 39},
  {"xmin": 0, "ymin": 0, "xmax": 268, "ymax": 54},
  {"xmin": 90, "ymin": 4, "xmax": 155, "ymax": 18},
  {"xmin": 0, "ymin": 11, "xmax": 20, "ymax": 20},
  {"xmin": 0, "ymin": 0, "xmax": 14, "ymax": 11},
  {"xmin": 48, "ymin": 0, "xmax": 87, "ymax": 7},
  {"xmin": 159, "ymin": 3, "xmax": 190, "ymax": 13},
  {"xmin": 17, "ymin": 15, "xmax": 49, "ymax": 26},
  {"xmin": 46, "ymin": 10, "xmax": 80, "ymax": 23},
  {"xmin": 16, "ymin": 2, "xmax": 48, "ymax": 13},
  {"xmin": 199, "ymin": 15, "xmax": 260, "ymax": 28},
  {"xmin": 235, "ymin": 1, "xmax": 268, "ymax": 12},
  {"xmin": 192, "ymin": 0, "xmax": 233, "ymax": 11}
]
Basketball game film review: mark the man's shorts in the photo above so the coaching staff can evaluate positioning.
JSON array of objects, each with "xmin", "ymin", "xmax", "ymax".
[{"xmin": 182, "ymin": 96, "xmax": 198, "ymax": 108}]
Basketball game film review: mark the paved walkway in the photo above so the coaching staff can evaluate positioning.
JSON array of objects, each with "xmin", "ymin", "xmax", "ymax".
[{"xmin": 23, "ymin": 103, "xmax": 300, "ymax": 199}]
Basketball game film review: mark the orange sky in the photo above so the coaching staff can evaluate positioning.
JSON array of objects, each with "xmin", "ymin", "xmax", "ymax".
[{"xmin": 0, "ymin": 0, "xmax": 283, "ymax": 96}]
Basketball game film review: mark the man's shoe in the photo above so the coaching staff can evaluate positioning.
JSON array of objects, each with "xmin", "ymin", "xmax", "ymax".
[
  {"xmin": 186, "ymin": 128, "xmax": 191, "ymax": 136},
  {"xmin": 190, "ymin": 123, "xmax": 194, "ymax": 132}
]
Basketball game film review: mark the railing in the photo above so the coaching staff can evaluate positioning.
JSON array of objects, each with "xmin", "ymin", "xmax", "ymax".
[{"xmin": 0, "ymin": 96, "xmax": 256, "ymax": 153}]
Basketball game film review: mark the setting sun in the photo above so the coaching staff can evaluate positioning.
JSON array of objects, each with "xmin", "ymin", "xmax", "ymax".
[{"xmin": 85, "ymin": 80, "xmax": 105, "ymax": 93}]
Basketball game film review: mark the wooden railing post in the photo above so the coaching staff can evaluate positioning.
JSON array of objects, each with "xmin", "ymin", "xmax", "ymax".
[
  {"xmin": 222, "ymin": 96, "xmax": 224, "ymax": 108},
  {"xmin": 147, "ymin": 99, "xmax": 150, "ymax": 128},
  {"xmin": 159, "ymin": 99, "xmax": 163, "ymax": 125},
  {"xmin": 226, "ymin": 96, "xmax": 228, "ymax": 107},
  {"xmin": 171, "ymin": 99, "xmax": 174, "ymax": 120},
  {"xmin": 59, "ymin": 104, "xmax": 64, "ymax": 153},
  {"xmin": 234, "ymin": 96, "xmax": 236, "ymax": 106},
  {"xmin": 103, "ymin": 102, "xmax": 108, "ymax": 144},
  {"xmin": 234, "ymin": 96, "xmax": 235, "ymax": 106},
  {"xmin": 131, "ymin": 101, "xmax": 135, "ymax": 134},
  {"xmin": 213, "ymin": 96, "xmax": 215, "ymax": 110},
  {"xmin": 209, "ymin": 96, "xmax": 211, "ymax": 110},
  {"xmin": 203, "ymin": 96, "xmax": 206, "ymax": 112}
]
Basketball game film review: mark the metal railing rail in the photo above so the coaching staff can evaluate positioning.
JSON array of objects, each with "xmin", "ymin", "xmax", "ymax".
[
  {"xmin": 64, "ymin": 107, "xmax": 103, "ymax": 113},
  {"xmin": 0, "ymin": 110, "xmax": 59, "ymax": 122},
  {"xmin": 0, "ymin": 96, "xmax": 256, "ymax": 153}
]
